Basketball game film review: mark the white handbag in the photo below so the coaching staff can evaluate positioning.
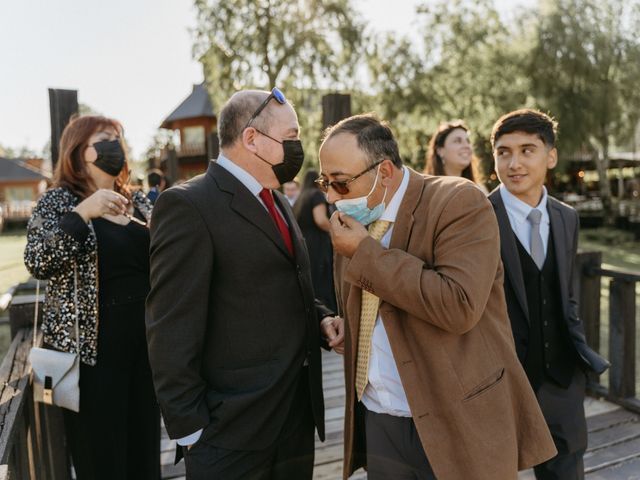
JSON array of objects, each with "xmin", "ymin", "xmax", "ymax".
[{"xmin": 28, "ymin": 268, "xmax": 80, "ymax": 412}]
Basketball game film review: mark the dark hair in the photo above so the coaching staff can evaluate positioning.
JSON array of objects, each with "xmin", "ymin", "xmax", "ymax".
[
  {"xmin": 218, "ymin": 91, "xmax": 273, "ymax": 149},
  {"xmin": 424, "ymin": 120, "xmax": 483, "ymax": 184},
  {"xmin": 293, "ymin": 169, "xmax": 322, "ymax": 220},
  {"xmin": 147, "ymin": 168, "xmax": 165, "ymax": 187},
  {"xmin": 321, "ymin": 113, "xmax": 403, "ymax": 169},
  {"xmin": 491, "ymin": 109, "xmax": 558, "ymax": 148},
  {"xmin": 53, "ymin": 115, "xmax": 131, "ymax": 200}
]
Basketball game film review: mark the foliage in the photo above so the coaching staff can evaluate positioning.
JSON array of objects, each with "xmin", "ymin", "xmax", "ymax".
[
  {"xmin": 529, "ymin": 0, "xmax": 640, "ymax": 222},
  {"xmin": 194, "ymin": 0, "xmax": 364, "ymax": 108}
]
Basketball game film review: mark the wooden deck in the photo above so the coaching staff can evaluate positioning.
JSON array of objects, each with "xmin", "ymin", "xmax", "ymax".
[{"xmin": 159, "ymin": 351, "xmax": 640, "ymax": 480}]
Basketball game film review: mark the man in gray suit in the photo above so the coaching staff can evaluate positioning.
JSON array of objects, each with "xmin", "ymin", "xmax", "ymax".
[
  {"xmin": 488, "ymin": 109, "xmax": 609, "ymax": 480},
  {"xmin": 146, "ymin": 88, "xmax": 343, "ymax": 479}
]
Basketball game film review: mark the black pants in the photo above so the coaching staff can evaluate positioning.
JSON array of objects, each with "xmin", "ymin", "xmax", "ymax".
[
  {"xmin": 533, "ymin": 368, "xmax": 587, "ymax": 480},
  {"xmin": 364, "ymin": 407, "xmax": 436, "ymax": 480},
  {"xmin": 63, "ymin": 301, "xmax": 160, "ymax": 480},
  {"xmin": 184, "ymin": 367, "xmax": 315, "ymax": 480}
]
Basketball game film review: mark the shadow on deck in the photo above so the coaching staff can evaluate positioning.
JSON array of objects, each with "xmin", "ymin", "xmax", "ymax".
[
  {"xmin": 159, "ymin": 351, "xmax": 640, "ymax": 480},
  {"xmin": 1, "ymin": 251, "xmax": 639, "ymax": 479}
]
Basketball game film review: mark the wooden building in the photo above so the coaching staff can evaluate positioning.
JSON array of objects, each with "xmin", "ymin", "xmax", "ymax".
[
  {"xmin": 0, "ymin": 157, "xmax": 48, "ymax": 229},
  {"xmin": 158, "ymin": 83, "xmax": 218, "ymax": 181}
]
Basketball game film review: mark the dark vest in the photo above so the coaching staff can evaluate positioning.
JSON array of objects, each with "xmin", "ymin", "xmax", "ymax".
[{"xmin": 515, "ymin": 228, "xmax": 576, "ymax": 390}]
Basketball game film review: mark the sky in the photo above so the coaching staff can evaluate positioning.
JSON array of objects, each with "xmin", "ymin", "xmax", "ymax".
[{"xmin": 0, "ymin": 0, "xmax": 522, "ymax": 161}]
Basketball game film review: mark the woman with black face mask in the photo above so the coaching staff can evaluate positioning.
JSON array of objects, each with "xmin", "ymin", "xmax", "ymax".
[{"xmin": 24, "ymin": 115, "xmax": 160, "ymax": 479}]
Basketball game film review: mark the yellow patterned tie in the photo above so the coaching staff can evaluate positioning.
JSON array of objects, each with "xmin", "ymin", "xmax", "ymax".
[{"xmin": 355, "ymin": 219, "xmax": 392, "ymax": 400}]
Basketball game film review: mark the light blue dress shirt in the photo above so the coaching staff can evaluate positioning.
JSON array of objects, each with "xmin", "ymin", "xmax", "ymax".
[{"xmin": 499, "ymin": 184, "xmax": 550, "ymax": 257}]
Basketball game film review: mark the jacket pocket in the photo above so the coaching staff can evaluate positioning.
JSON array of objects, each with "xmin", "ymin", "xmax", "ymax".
[{"xmin": 462, "ymin": 367, "xmax": 505, "ymax": 402}]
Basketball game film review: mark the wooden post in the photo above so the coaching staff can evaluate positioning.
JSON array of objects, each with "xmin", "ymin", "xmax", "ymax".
[
  {"xmin": 575, "ymin": 252, "xmax": 602, "ymax": 354},
  {"xmin": 166, "ymin": 147, "xmax": 179, "ymax": 184},
  {"xmin": 608, "ymin": 278, "xmax": 636, "ymax": 399},
  {"xmin": 322, "ymin": 94, "xmax": 351, "ymax": 130},
  {"xmin": 48, "ymin": 89, "xmax": 79, "ymax": 170},
  {"xmin": 37, "ymin": 404, "xmax": 70, "ymax": 480},
  {"xmin": 207, "ymin": 132, "xmax": 219, "ymax": 161}
]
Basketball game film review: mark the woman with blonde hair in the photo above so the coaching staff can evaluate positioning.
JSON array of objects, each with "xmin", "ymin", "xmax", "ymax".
[
  {"xmin": 24, "ymin": 115, "xmax": 159, "ymax": 479},
  {"xmin": 425, "ymin": 120, "xmax": 488, "ymax": 193}
]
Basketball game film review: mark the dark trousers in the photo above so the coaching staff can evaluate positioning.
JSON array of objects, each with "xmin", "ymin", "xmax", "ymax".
[
  {"xmin": 364, "ymin": 407, "xmax": 436, "ymax": 480},
  {"xmin": 533, "ymin": 368, "xmax": 587, "ymax": 480},
  {"xmin": 63, "ymin": 301, "xmax": 161, "ymax": 480},
  {"xmin": 184, "ymin": 367, "xmax": 315, "ymax": 480}
]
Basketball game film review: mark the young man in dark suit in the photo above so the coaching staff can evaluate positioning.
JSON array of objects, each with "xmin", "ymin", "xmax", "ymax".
[
  {"xmin": 488, "ymin": 109, "xmax": 609, "ymax": 480},
  {"xmin": 146, "ymin": 88, "xmax": 343, "ymax": 479}
]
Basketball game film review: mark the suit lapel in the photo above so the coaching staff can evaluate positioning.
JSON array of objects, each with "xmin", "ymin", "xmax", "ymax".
[
  {"xmin": 208, "ymin": 162, "xmax": 292, "ymax": 260},
  {"xmin": 548, "ymin": 198, "xmax": 570, "ymax": 313},
  {"xmin": 489, "ymin": 189, "xmax": 530, "ymax": 322},
  {"xmin": 388, "ymin": 168, "xmax": 421, "ymax": 251},
  {"xmin": 343, "ymin": 168, "xmax": 424, "ymax": 350}
]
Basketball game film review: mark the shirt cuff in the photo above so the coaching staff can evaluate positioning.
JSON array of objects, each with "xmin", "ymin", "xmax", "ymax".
[
  {"xmin": 59, "ymin": 211, "xmax": 90, "ymax": 243},
  {"xmin": 176, "ymin": 429, "xmax": 203, "ymax": 446}
]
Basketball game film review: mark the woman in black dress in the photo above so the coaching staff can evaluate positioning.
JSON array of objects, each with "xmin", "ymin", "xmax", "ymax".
[
  {"xmin": 293, "ymin": 170, "xmax": 337, "ymax": 311},
  {"xmin": 24, "ymin": 115, "xmax": 159, "ymax": 479}
]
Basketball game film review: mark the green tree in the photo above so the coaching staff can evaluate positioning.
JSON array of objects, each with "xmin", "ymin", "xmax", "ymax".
[
  {"xmin": 194, "ymin": 0, "xmax": 363, "ymax": 107},
  {"xmin": 530, "ymin": 0, "xmax": 640, "ymax": 223},
  {"xmin": 364, "ymin": 0, "xmax": 534, "ymax": 178}
]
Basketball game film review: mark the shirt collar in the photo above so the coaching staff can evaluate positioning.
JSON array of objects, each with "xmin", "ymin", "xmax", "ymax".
[
  {"xmin": 499, "ymin": 184, "xmax": 549, "ymax": 224},
  {"xmin": 215, "ymin": 153, "xmax": 263, "ymax": 197},
  {"xmin": 380, "ymin": 166, "xmax": 409, "ymax": 223}
]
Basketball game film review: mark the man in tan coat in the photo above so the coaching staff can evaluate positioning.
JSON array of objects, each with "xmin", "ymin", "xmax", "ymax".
[{"xmin": 317, "ymin": 114, "xmax": 556, "ymax": 480}]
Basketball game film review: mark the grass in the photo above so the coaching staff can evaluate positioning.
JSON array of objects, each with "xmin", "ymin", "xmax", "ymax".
[
  {"xmin": 579, "ymin": 228, "xmax": 640, "ymax": 272},
  {"xmin": 0, "ymin": 227, "xmax": 29, "ymax": 295},
  {"xmin": 0, "ymin": 227, "xmax": 29, "ymax": 357}
]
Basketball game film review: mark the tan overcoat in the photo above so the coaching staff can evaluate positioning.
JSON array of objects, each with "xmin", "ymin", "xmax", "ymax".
[{"xmin": 334, "ymin": 170, "xmax": 557, "ymax": 480}]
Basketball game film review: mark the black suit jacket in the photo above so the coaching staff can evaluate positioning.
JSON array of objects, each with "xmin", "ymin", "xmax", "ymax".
[
  {"xmin": 146, "ymin": 161, "xmax": 333, "ymax": 451},
  {"xmin": 488, "ymin": 188, "xmax": 609, "ymax": 375}
]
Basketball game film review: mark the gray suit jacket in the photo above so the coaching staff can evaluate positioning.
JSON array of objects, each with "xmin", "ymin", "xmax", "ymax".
[
  {"xmin": 146, "ymin": 161, "xmax": 333, "ymax": 450},
  {"xmin": 489, "ymin": 188, "xmax": 609, "ymax": 374}
]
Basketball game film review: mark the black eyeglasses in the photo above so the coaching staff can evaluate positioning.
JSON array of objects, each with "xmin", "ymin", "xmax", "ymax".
[
  {"xmin": 244, "ymin": 87, "xmax": 287, "ymax": 129},
  {"xmin": 315, "ymin": 161, "xmax": 383, "ymax": 195}
]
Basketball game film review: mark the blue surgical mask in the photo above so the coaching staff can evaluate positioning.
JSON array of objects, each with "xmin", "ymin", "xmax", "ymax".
[{"xmin": 335, "ymin": 167, "xmax": 387, "ymax": 225}]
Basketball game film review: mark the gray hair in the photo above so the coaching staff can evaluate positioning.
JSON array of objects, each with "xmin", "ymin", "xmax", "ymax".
[{"xmin": 218, "ymin": 90, "xmax": 273, "ymax": 148}]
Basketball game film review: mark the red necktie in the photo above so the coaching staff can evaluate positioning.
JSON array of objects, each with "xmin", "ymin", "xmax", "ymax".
[{"xmin": 259, "ymin": 188, "xmax": 294, "ymax": 256}]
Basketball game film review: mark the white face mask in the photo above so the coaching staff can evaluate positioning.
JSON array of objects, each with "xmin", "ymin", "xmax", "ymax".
[{"xmin": 334, "ymin": 167, "xmax": 387, "ymax": 225}]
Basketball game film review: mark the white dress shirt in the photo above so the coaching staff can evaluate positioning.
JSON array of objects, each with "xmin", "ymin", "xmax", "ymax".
[
  {"xmin": 499, "ymin": 184, "xmax": 550, "ymax": 257},
  {"xmin": 177, "ymin": 153, "xmax": 280, "ymax": 446},
  {"xmin": 361, "ymin": 166, "xmax": 413, "ymax": 417}
]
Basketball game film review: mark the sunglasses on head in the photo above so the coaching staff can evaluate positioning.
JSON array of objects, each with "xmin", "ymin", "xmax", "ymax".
[
  {"xmin": 244, "ymin": 87, "xmax": 287, "ymax": 130},
  {"xmin": 315, "ymin": 160, "xmax": 383, "ymax": 195}
]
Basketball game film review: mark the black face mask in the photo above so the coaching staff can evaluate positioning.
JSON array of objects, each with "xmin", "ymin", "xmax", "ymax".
[
  {"xmin": 254, "ymin": 130, "xmax": 304, "ymax": 185},
  {"xmin": 92, "ymin": 139, "xmax": 125, "ymax": 177}
]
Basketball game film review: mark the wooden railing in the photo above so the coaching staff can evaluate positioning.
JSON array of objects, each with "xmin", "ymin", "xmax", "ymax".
[
  {"xmin": 576, "ymin": 251, "xmax": 640, "ymax": 411},
  {"xmin": 0, "ymin": 291, "xmax": 69, "ymax": 480},
  {"xmin": 0, "ymin": 253, "xmax": 636, "ymax": 478}
]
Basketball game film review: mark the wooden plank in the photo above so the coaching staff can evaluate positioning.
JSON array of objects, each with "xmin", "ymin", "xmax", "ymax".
[
  {"xmin": 584, "ymin": 435, "xmax": 640, "ymax": 472},
  {"xmin": 588, "ymin": 420, "xmax": 640, "ymax": 452},
  {"xmin": 608, "ymin": 278, "xmax": 637, "ymax": 399},
  {"xmin": 587, "ymin": 408, "xmax": 639, "ymax": 433},
  {"xmin": 0, "ymin": 329, "xmax": 34, "ymax": 464},
  {"xmin": 586, "ymin": 455, "xmax": 640, "ymax": 479}
]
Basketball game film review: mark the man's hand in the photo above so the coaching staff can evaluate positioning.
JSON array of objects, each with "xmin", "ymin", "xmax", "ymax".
[
  {"xmin": 330, "ymin": 212, "xmax": 368, "ymax": 259},
  {"xmin": 320, "ymin": 316, "xmax": 345, "ymax": 355}
]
